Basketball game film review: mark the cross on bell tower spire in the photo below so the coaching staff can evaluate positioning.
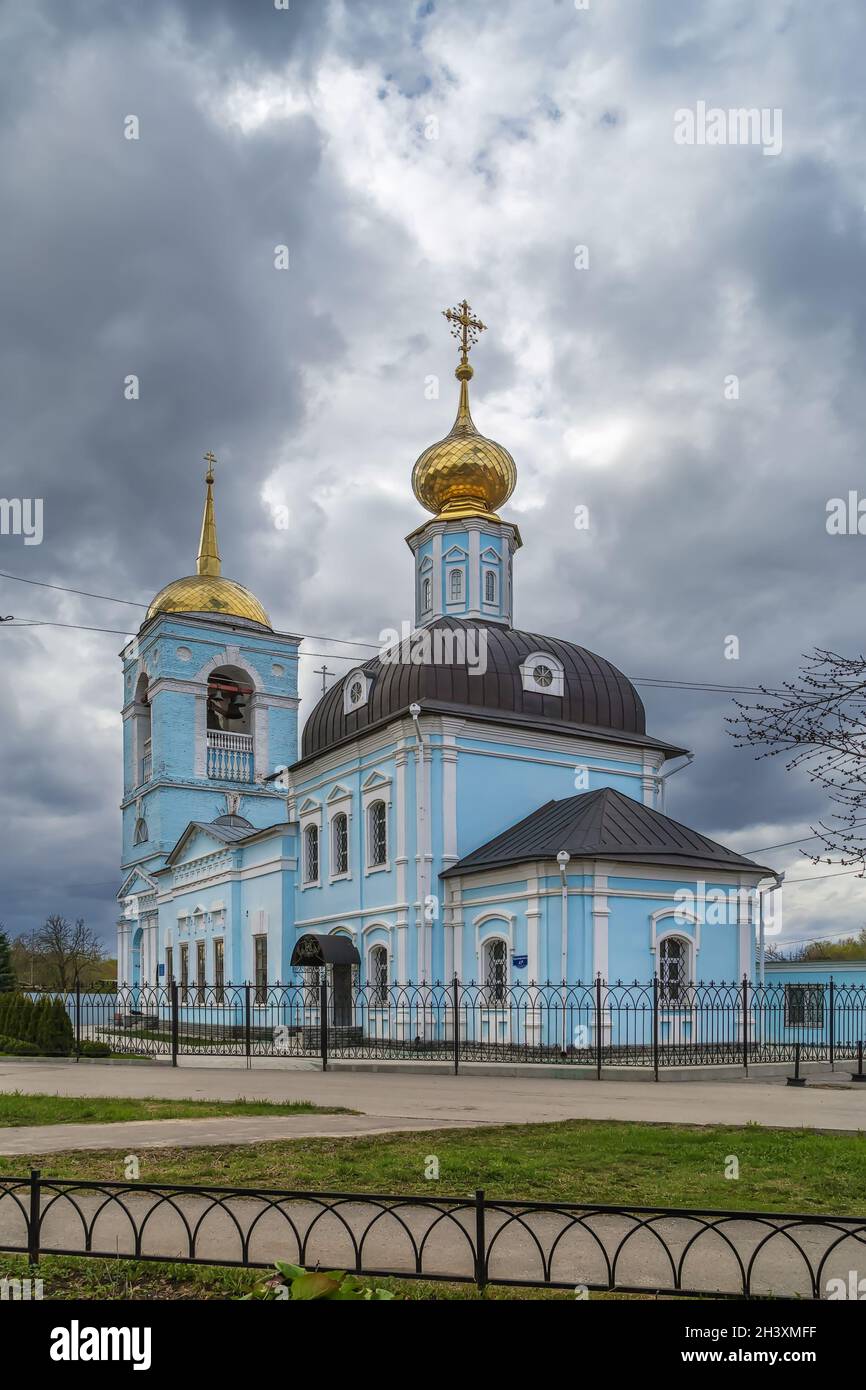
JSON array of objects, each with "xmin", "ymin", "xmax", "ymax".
[{"xmin": 197, "ymin": 451, "xmax": 221, "ymax": 578}]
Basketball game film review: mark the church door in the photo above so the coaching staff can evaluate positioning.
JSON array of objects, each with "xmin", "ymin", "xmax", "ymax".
[{"xmin": 332, "ymin": 964, "xmax": 353, "ymax": 1027}]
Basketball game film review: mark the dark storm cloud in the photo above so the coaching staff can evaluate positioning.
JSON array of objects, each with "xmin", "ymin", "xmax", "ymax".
[{"xmin": 2, "ymin": 0, "xmax": 866, "ymax": 948}]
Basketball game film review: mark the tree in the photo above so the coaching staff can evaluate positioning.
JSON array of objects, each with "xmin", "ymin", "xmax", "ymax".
[
  {"xmin": 0, "ymin": 926, "xmax": 15, "ymax": 992},
  {"xmin": 33, "ymin": 915, "xmax": 104, "ymax": 991},
  {"xmin": 729, "ymin": 648, "xmax": 866, "ymax": 867},
  {"xmin": 784, "ymin": 927, "xmax": 866, "ymax": 962}
]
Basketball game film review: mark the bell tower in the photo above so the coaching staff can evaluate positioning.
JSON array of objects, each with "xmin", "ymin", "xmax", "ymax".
[
  {"xmin": 119, "ymin": 454, "xmax": 301, "ymax": 884},
  {"xmin": 407, "ymin": 300, "xmax": 521, "ymax": 628}
]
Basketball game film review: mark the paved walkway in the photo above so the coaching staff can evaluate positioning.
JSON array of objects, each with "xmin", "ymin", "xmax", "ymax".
[
  {"xmin": 0, "ymin": 1112, "xmax": 476, "ymax": 1156},
  {"xmin": 1, "ymin": 1058, "xmax": 865, "ymax": 1147}
]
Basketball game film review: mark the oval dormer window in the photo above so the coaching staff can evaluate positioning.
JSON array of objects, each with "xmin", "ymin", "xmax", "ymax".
[
  {"xmin": 520, "ymin": 652, "xmax": 564, "ymax": 697},
  {"xmin": 343, "ymin": 669, "xmax": 370, "ymax": 715},
  {"xmin": 532, "ymin": 664, "xmax": 554, "ymax": 688}
]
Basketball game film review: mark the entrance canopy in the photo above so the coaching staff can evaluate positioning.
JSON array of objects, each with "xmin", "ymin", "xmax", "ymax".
[{"xmin": 291, "ymin": 933, "xmax": 360, "ymax": 968}]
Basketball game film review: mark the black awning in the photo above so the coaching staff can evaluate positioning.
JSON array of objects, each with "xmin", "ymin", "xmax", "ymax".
[{"xmin": 291, "ymin": 933, "xmax": 360, "ymax": 968}]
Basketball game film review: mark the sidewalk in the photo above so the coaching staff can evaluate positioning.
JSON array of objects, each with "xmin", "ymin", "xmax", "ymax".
[{"xmin": 2, "ymin": 1058, "xmax": 865, "ymax": 1141}]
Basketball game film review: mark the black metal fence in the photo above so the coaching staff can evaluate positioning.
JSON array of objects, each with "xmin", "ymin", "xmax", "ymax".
[
  {"xmin": 1, "ymin": 1170, "xmax": 864, "ymax": 1299},
  {"xmin": 24, "ymin": 977, "xmax": 866, "ymax": 1077}
]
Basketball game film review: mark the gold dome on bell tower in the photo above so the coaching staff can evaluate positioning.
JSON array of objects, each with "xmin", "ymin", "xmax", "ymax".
[
  {"xmin": 411, "ymin": 300, "xmax": 517, "ymax": 522},
  {"xmin": 145, "ymin": 453, "xmax": 271, "ymax": 628}
]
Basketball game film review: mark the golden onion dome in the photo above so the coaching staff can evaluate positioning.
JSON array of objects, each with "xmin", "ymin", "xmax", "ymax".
[
  {"xmin": 144, "ymin": 454, "xmax": 271, "ymax": 628},
  {"xmin": 145, "ymin": 574, "xmax": 270, "ymax": 626},
  {"xmin": 412, "ymin": 301, "xmax": 516, "ymax": 522}
]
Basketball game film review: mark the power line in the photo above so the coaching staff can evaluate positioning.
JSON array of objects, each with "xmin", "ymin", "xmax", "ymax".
[
  {"xmin": 0, "ymin": 571, "xmax": 380, "ymax": 652},
  {"xmin": 779, "ymin": 867, "xmax": 865, "ymax": 886}
]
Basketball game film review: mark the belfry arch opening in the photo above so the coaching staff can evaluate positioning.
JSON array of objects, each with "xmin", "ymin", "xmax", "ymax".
[
  {"xmin": 135, "ymin": 673, "xmax": 152, "ymax": 786},
  {"xmin": 207, "ymin": 666, "xmax": 254, "ymax": 735}
]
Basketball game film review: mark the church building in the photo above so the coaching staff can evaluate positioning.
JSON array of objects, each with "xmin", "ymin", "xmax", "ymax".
[{"xmin": 117, "ymin": 303, "xmax": 774, "ymax": 1004}]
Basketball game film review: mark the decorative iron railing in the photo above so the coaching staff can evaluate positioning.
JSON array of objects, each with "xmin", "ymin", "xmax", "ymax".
[
  {"xmin": 21, "ymin": 978, "xmax": 866, "ymax": 1077},
  {"xmin": 206, "ymin": 730, "xmax": 253, "ymax": 783},
  {"xmin": 0, "ymin": 1172, "xmax": 863, "ymax": 1299}
]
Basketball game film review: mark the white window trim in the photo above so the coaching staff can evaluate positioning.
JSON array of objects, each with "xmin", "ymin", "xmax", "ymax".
[
  {"xmin": 343, "ymin": 668, "xmax": 371, "ymax": 715},
  {"xmin": 480, "ymin": 933, "xmax": 510, "ymax": 1011},
  {"xmin": 482, "ymin": 567, "xmax": 499, "ymax": 606},
  {"xmin": 366, "ymin": 942, "xmax": 390, "ymax": 1007},
  {"xmin": 447, "ymin": 567, "xmax": 465, "ymax": 605},
  {"xmin": 655, "ymin": 929, "xmax": 697, "ymax": 1014},
  {"xmin": 520, "ymin": 650, "xmax": 565, "ymax": 697},
  {"xmin": 361, "ymin": 779, "xmax": 392, "ymax": 874},
  {"xmin": 328, "ymin": 806, "xmax": 352, "ymax": 882},
  {"xmin": 299, "ymin": 802, "xmax": 323, "ymax": 890}
]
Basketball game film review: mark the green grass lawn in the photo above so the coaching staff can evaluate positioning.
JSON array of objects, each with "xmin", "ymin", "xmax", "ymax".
[
  {"xmin": 2, "ymin": 1117, "xmax": 864, "ymax": 1214},
  {"xmin": 0, "ymin": 1092, "xmax": 352, "ymax": 1127},
  {"xmin": 2, "ymin": 1120, "xmax": 862, "ymax": 1300}
]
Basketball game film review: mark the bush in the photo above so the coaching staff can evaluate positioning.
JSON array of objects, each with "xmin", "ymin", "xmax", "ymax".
[
  {"xmin": 79, "ymin": 1040, "xmax": 111, "ymax": 1058},
  {"xmin": 37, "ymin": 998, "xmax": 75, "ymax": 1056},
  {"xmin": 0, "ymin": 1034, "xmax": 40, "ymax": 1056},
  {"xmin": 0, "ymin": 992, "xmax": 75, "ymax": 1056}
]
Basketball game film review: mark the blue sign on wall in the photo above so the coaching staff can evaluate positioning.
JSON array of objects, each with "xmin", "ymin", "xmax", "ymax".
[{"xmin": 512, "ymin": 955, "xmax": 528, "ymax": 969}]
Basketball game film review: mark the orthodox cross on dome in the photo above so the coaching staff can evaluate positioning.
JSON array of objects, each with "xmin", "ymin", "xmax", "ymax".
[
  {"xmin": 203, "ymin": 450, "xmax": 217, "ymax": 482},
  {"xmin": 443, "ymin": 299, "xmax": 486, "ymax": 366}
]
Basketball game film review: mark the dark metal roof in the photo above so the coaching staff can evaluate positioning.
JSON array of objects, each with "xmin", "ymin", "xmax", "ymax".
[
  {"xmin": 162, "ymin": 820, "xmax": 289, "ymax": 867},
  {"xmin": 442, "ymin": 787, "xmax": 773, "ymax": 878},
  {"xmin": 298, "ymin": 618, "xmax": 682, "ymax": 766},
  {"xmin": 291, "ymin": 933, "xmax": 361, "ymax": 967}
]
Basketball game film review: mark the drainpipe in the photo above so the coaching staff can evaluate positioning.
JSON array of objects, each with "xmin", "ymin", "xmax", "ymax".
[
  {"xmin": 557, "ymin": 850, "xmax": 570, "ymax": 1053},
  {"xmin": 410, "ymin": 703, "xmax": 426, "ymax": 982},
  {"xmin": 656, "ymin": 753, "xmax": 694, "ymax": 812},
  {"xmin": 757, "ymin": 871, "xmax": 785, "ymax": 987}
]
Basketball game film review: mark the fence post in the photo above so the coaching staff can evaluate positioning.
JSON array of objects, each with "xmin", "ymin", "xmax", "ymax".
[
  {"xmin": 595, "ymin": 975, "xmax": 603, "ymax": 1081},
  {"xmin": 170, "ymin": 981, "xmax": 179, "ymax": 1067},
  {"xmin": 474, "ymin": 1189, "xmax": 487, "ymax": 1292},
  {"xmin": 28, "ymin": 1168, "xmax": 41, "ymax": 1268},
  {"xmin": 320, "ymin": 972, "xmax": 329, "ymax": 1072},
  {"xmin": 452, "ymin": 974, "xmax": 460, "ymax": 1077},
  {"xmin": 829, "ymin": 978, "xmax": 835, "ymax": 1070},
  {"xmin": 742, "ymin": 975, "xmax": 749, "ymax": 1073},
  {"xmin": 74, "ymin": 978, "xmax": 81, "ymax": 1062},
  {"xmin": 245, "ymin": 983, "xmax": 252, "ymax": 1063},
  {"xmin": 652, "ymin": 973, "xmax": 660, "ymax": 1083}
]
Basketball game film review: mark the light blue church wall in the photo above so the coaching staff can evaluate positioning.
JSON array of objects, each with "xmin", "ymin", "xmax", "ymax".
[
  {"xmin": 119, "ymin": 613, "xmax": 299, "ymax": 880},
  {"xmin": 764, "ymin": 961, "xmax": 866, "ymax": 1049}
]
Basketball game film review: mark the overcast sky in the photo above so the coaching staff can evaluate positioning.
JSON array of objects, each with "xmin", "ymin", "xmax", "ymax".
[{"xmin": 2, "ymin": 0, "xmax": 865, "ymax": 953}]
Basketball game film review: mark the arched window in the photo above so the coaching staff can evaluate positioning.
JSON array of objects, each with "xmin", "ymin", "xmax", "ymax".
[
  {"xmin": 483, "ymin": 938, "xmax": 508, "ymax": 1006},
  {"xmin": 133, "ymin": 817, "xmax": 148, "ymax": 845},
  {"xmin": 368, "ymin": 800, "xmax": 387, "ymax": 867},
  {"xmin": 332, "ymin": 812, "xmax": 349, "ymax": 876},
  {"xmin": 135, "ymin": 674, "xmax": 152, "ymax": 785},
  {"xmin": 422, "ymin": 576, "xmax": 431, "ymax": 612},
  {"xmin": 520, "ymin": 651, "xmax": 565, "ymax": 697},
  {"xmin": 369, "ymin": 944, "xmax": 389, "ymax": 1005},
  {"xmin": 484, "ymin": 569, "xmax": 497, "ymax": 604},
  {"xmin": 304, "ymin": 824, "xmax": 319, "ymax": 883},
  {"xmin": 207, "ymin": 666, "xmax": 254, "ymax": 734},
  {"xmin": 658, "ymin": 936, "xmax": 690, "ymax": 1005},
  {"xmin": 449, "ymin": 568, "xmax": 463, "ymax": 602}
]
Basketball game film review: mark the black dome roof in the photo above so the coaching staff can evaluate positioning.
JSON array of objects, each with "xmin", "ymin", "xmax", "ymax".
[{"xmin": 298, "ymin": 618, "xmax": 680, "ymax": 766}]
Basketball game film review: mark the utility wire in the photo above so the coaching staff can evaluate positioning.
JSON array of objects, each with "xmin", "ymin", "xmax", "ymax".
[{"xmin": 0, "ymin": 569, "xmax": 795, "ymax": 692}]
